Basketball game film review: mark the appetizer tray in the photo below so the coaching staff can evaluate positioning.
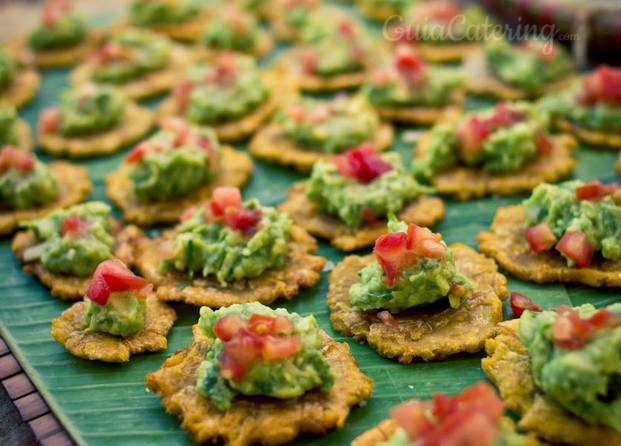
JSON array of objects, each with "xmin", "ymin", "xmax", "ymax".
[{"xmin": 1, "ymin": 13, "xmax": 620, "ymax": 446}]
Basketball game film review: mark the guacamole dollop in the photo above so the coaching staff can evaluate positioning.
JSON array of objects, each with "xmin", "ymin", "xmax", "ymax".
[
  {"xmin": 0, "ymin": 150, "xmax": 59, "ymax": 210},
  {"xmin": 28, "ymin": 14, "xmax": 86, "ymax": 51},
  {"xmin": 276, "ymin": 95, "xmax": 379, "ymax": 154},
  {"xmin": 130, "ymin": 0, "xmax": 200, "ymax": 26},
  {"xmin": 0, "ymin": 50, "xmax": 16, "ymax": 91},
  {"xmin": 196, "ymin": 303, "xmax": 334, "ymax": 411},
  {"xmin": 21, "ymin": 202, "xmax": 114, "ymax": 277},
  {"xmin": 201, "ymin": 9, "xmax": 260, "ymax": 53},
  {"xmin": 59, "ymin": 85, "xmax": 126, "ymax": 137},
  {"xmin": 85, "ymin": 291, "xmax": 146, "ymax": 337},
  {"xmin": 519, "ymin": 304, "xmax": 621, "ymax": 431},
  {"xmin": 0, "ymin": 106, "xmax": 19, "ymax": 146}
]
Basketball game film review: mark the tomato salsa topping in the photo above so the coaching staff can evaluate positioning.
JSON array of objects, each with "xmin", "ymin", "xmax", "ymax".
[
  {"xmin": 552, "ymin": 305, "xmax": 621, "ymax": 350},
  {"xmin": 575, "ymin": 180, "xmax": 620, "ymax": 202},
  {"xmin": 333, "ymin": 143, "xmax": 393, "ymax": 183},
  {"xmin": 578, "ymin": 65, "xmax": 621, "ymax": 107},
  {"xmin": 509, "ymin": 291, "xmax": 541, "ymax": 318},
  {"xmin": 0, "ymin": 146, "xmax": 35, "ymax": 173},
  {"xmin": 394, "ymin": 45, "xmax": 426, "ymax": 87},
  {"xmin": 86, "ymin": 259, "xmax": 149, "ymax": 306},
  {"xmin": 203, "ymin": 186, "xmax": 262, "ymax": 234}
]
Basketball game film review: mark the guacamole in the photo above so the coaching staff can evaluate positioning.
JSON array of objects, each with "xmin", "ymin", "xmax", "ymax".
[
  {"xmin": 58, "ymin": 85, "xmax": 125, "ymax": 136},
  {"xmin": 300, "ymin": 34, "xmax": 366, "ymax": 78},
  {"xmin": 183, "ymin": 57, "xmax": 269, "ymax": 124},
  {"xmin": 522, "ymin": 181, "xmax": 621, "ymax": 265},
  {"xmin": 0, "ymin": 149, "xmax": 59, "ymax": 210},
  {"xmin": 519, "ymin": 304, "xmax": 621, "ymax": 431},
  {"xmin": 0, "ymin": 50, "xmax": 16, "ymax": 91},
  {"xmin": 21, "ymin": 202, "xmax": 114, "ymax": 277},
  {"xmin": 196, "ymin": 303, "xmax": 334, "ymax": 411},
  {"xmin": 485, "ymin": 38, "xmax": 572, "ymax": 94},
  {"xmin": 92, "ymin": 30, "xmax": 171, "ymax": 84},
  {"xmin": 201, "ymin": 9, "xmax": 260, "ymax": 53},
  {"xmin": 307, "ymin": 150, "xmax": 428, "ymax": 228},
  {"xmin": 413, "ymin": 103, "xmax": 547, "ymax": 181},
  {"xmin": 28, "ymin": 11, "xmax": 86, "ymax": 51},
  {"xmin": 275, "ymin": 95, "xmax": 379, "ymax": 153},
  {"xmin": 0, "ymin": 106, "xmax": 18, "ymax": 146},
  {"xmin": 161, "ymin": 198, "xmax": 292, "ymax": 286},
  {"xmin": 349, "ymin": 219, "xmax": 472, "ymax": 312},
  {"xmin": 130, "ymin": 0, "xmax": 200, "ymax": 26},
  {"xmin": 85, "ymin": 291, "xmax": 146, "ymax": 337}
]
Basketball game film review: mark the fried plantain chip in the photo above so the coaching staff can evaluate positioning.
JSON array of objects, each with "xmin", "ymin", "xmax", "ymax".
[
  {"xmin": 0, "ymin": 67, "xmax": 39, "ymax": 110},
  {"xmin": 463, "ymin": 50, "xmax": 576, "ymax": 100},
  {"xmin": 70, "ymin": 45, "xmax": 193, "ymax": 101},
  {"xmin": 617, "ymin": 152, "xmax": 621, "ymax": 175},
  {"xmin": 51, "ymin": 295, "xmax": 176, "ymax": 362},
  {"xmin": 145, "ymin": 324, "xmax": 373, "ymax": 445},
  {"xmin": 135, "ymin": 225, "xmax": 326, "ymax": 308},
  {"xmin": 483, "ymin": 320, "xmax": 621, "ymax": 445},
  {"xmin": 374, "ymin": 91, "xmax": 465, "ymax": 125},
  {"xmin": 327, "ymin": 244, "xmax": 507, "ymax": 363},
  {"xmin": 12, "ymin": 223, "xmax": 143, "ymax": 301},
  {"xmin": 356, "ymin": 2, "xmax": 399, "ymax": 22},
  {"xmin": 10, "ymin": 32, "xmax": 102, "ymax": 69},
  {"xmin": 250, "ymin": 123, "xmax": 394, "ymax": 173},
  {"xmin": 0, "ymin": 162, "xmax": 91, "ymax": 235},
  {"xmin": 478, "ymin": 205, "xmax": 621, "ymax": 287},
  {"xmin": 106, "ymin": 147, "xmax": 252, "ymax": 226},
  {"xmin": 278, "ymin": 182, "xmax": 445, "ymax": 252},
  {"xmin": 38, "ymin": 101, "xmax": 154, "ymax": 158},
  {"xmin": 14, "ymin": 118, "xmax": 33, "ymax": 151},
  {"xmin": 414, "ymin": 133, "xmax": 576, "ymax": 200},
  {"xmin": 114, "ymin": 10, "xmax": 212, "ymax": 43},
  {"xmin": 555, "ymin": 117, "xmax": 621, "ymax": 150},
  {"xmin": 414, "ymin": 42, "xmax": 481, "ymax": 64}
]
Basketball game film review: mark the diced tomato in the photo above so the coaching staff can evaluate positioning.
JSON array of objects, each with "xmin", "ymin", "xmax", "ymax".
[
  {"xmin": 419, "ymin": 238, "xmax": 446, "ymax": 259},
  {"xmin": 219, "ymin": 352, "xmax": 247, "ymax": 382},
  {"xmin": 227, "ymin": 207, "xmax": 262, "ymax": 233},
  {"xmin": 535, "ymin": 133, "xmax": 553, "ymax": 155},
  {"xmin": 38, "ymin": 109, "xmax": 61, "ymax": 135},
  {"xmin": 407, "ymin": 224, "xmax": 445, "ymax": 259},
  {"xmin": 223, "ymin": 332, "xmax": 263, "ymax": 368},
  {"xmin": 248, "ymin": 314, "xmax": 276, "ymax": 336},
  {"xmin": 307, "ymin": 104, "xmax": 331, "ymax": 124},
  {"xmin": 524, "ymin": 223, "xmax": 557, "ymax": 253},
  {"xmin": 575, "ymin": 180, "xmax": 616, "ymax": 202},
  {"xmin": 87, "ymin": 259, "xmax": 147, "ymax": 304},
  {"xmin": 374, "ymin": 232, "xmax": 409, "ymax": 287},
  {"xmin": 337, "ymin": 19, "xmax": 355, "ymax": 37},
  {"xmin": 300, "ymin": 51, "xmax": 318, "ymax": 74},
  {"xmin": 261, "ymin": 335, "xmax": 302, "ymax": 361},
  {"xmin": 0, "ymin": 146, "xmax": 35, "ymax": 173},
  {"xmin": 424, "ymin": 410, "xmax": 499, "ymax": 446},
  {"xmin": 555, "ymin": 230, "xmax": 593, "ymax": 267},
  {"xmin": 428, "ymin": 1, "xmax": 460, "ymax": 23},
  {"xmin": 579, "ymin": 65, "xmax": 621, "ymax": 106},
  {"xmin": 60, "ymin": 215, "xmax": 89, "ymax": 237},
  {"xmin": 456, "ymin": 116, "xmax": 490, "ymax": 162},
  {"xmin": 173, "ymin": 80, "xmax": 194, "ymax": 111},
  {"xmin": 394, "ymin": 45, "xmax": 426, "ymax": 86},
  {"xmin": 370, "ymin": 69, "xmax": 392, "ymax": 88},
  {"xmin": 210, "ymin": 187, "xmax": 242, "ymax": 217},
  {"xmin": 273, "ymin": 316, "xmax": 294, "ymax": 335},
  {"xmin": 509, "ymin": 292, "xmax": 541, "ymax": 318},
  {"xmin": 126, "ymin": 141, "xmax": 151, "ymax": 163},
  {"xmin": 333, "ymin": 143, "xmax": 393, "ymax": 183},
  {"xmin": 377, "ymin": 310, "xmax": 397, "ymax": 326},
  {"xmin": 198, "ymin": 135, "xmax": 218, "ymax": 173},
  {"xmin": 390, "ymin": 400, "xmax": 433, "ymax": 440},
  {"xmin": 553, "ymin": 306, "xmax": 620, "ymax": 350},
  {"xmin": 41, "ymin": 0, "xmax": 70, "ymax": 28},
  {"xmin": 485, "ymin": 104, "xmax": 523, "ymax": 128},
  {"xmin": 86, "ymin": 274, "xmax": 110, "ymax": 306},
  {"xmin": 214, "ymin": 314, "xmax": 246, "ymax": 341},
  {"xmin": 285, "ymin": 104, "xmax": 306, "ymax": 124}
]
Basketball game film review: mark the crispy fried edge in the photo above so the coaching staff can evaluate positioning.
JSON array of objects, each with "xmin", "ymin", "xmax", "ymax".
[
  {"xmin": 135, "ymin": 225, "xmax": 326, "ymax": 307},
  {"xmin": 278, "ymin": 182, "xmax": 445, "ymax": 252},
  {"xmin": 70, "ymin": 45, "xmax": 194, "ymax": 101},
  {"xmin": 414, "ymin": 132, "xmax": 576, "ymax": 200},
  {"xmin": 356, "ymin": 1, "xmax": 400, "ymax": 21},
  {"xmin": 0, "ymin": 162, "xmax": 91, "ymax": 235},
  {"xmin": 327, "ymin": 244, "xmax": 508, "ymax": 363},
  {"xmin": 51, "ymin": 294, "xmax": 176, "ymax": 362},
  {"xmin": 249, "ymin": 122, "xmax": 394, "ymax": 173},
  {"xmin": 106, "ymin": 146, "xmax": 253, "ymax": 226},
  {"xmin": 14, "ymin": 32, "xmax": 102, "ymax": 68},
  {"xmin": 117, "ymin": 10, "xmax": 212, "ymax": 42},
  {"xmin": 12, "ymin": 223, "xmax": 143, "ymax": 301},
  {"xmin": 374, "ymin": 90, "xmax": 466, "ymax": 125},
  {"xmin": 478, "ymin": 205, "xmax": 621, "ymax": 287},
  {"xmin": 415, "ymin": 41, "xmax": 481, "ymax": 63},
  {"xmin": 482, "ymin": 320, "xmax": 621, "ymax": 445},
  {"xmin": 37, "ymin": 101, "xmax": 154, "ymax": 158},
  {"xmin": 555, "ymin": 117, "xmax": 621, "ymax": 150},
  {"xmin": 145, "ymin": 325, "xmax": 373, "ymax": 445},
  {"xmin": 0, "ymin": 67, "xmax": 40, "ymax": 109}
]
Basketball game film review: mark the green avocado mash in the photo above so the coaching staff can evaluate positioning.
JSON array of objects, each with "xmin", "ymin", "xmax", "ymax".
[
  {"xmin": 85, "ymin": 291, "xmax": 146, "ymax": 337},
  {"xmin": 303, "ymin": 37, "xmax": 366, "ymax": 78},
  {"xmin": 485, "ymin": 38, "xmax": 572, "ymax": 94},
  {"xmin": 59, "ymin": 85, "xmax": 126, "ymax": 137},
  {"xmin": 185, "ymin": 58, "xmax": 269, "ymax": 124},
  {"xmin": 400, "ymin": 4, "xmax": 488, "ymax": 44},
  {"xmin": 201, "ymin": 10, "xmax": 260, "ymax": 53},
  {"xmin": 299, "ymin": 10, "xmax": 360, "ymax": 44},
  {"xmin": 28, "ymin": 14, "xmax": 86, "ymax": 51},
  {"xmin": 519, "ymin": 304, "xmax": 621, "ymax": 431},
  {"xmin": 307, "ymin": 152, "xmax": 429, "ymax": 228},
  {"xmin": 129, "ymin": 126, "xmax": 220, "ymax": 201},
  {"xmin": 92, "ymin": 30, "xmax": 171, "ymax": 84},
  {"xmin": 130, "ymin": 0, "xmax": 200, "ymax": 26},
  {"xmin": 0, "ymin": 106, "xmax": 19, "ymax": 146},
  {"xmin": 161, "ymin": 199, "xmax": 292, "ymax": 286},
  {"xmin": 195, "ymin": 303, "xmax": 334, "ymax": 411},
  {"xmin": 0, "ymin": 50, "xmax": 16, "ymax": 91},
  {"xmin": 349, "ymin": 219, "xmax": 472, "ymax": 312},
  {"xmin": 523, "ymin": 181, "xmax": 621, "ymax": 265},
  {"xmin": 275, "ymin": 96, "xmax": 378, "ymax": 154},
  {"xmin": 21, "ymin": 202, "xmax": 114, "ymax": 277},
  {"xmin": 413, "ymin": 102, "xmax": 546, "ymax": 181},
  {"xmin": 0, "ymin": 157, "xmax": 59, "ymax": 210}
]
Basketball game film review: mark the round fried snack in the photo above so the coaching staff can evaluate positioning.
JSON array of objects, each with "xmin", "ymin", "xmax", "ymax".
[
  {"xmin": 327, "ymin": 244, "xmax": 507, "ymax": 363},
  {"xmin": 12, "ymin": 223, "xmax": 143, "ymax": 301},
  {"xmin": 356, "ymin": 2, "xmax": 399, "ymax": 21},
  {"xmin": 145, "ymin": 324, "xmax": 373, "ymax": 445},
  {"xmin": 51, "ymin": 295, "xmax": 176, "ymax": 363},
  {"xmin": 463, "ymin": 49, "xmax": 576, "ymax": 100},
  {"xmin": 106, "ymin": 147, "xmax": 253, "ymax": 226},
  {"xmin": 478, "ymin": 205, "xmax": 621, "ymax": 287},
  {"xmin": 414, "ymin": 133, "xmax": 576, "ymax": 201},
  {"xmin": 70, "ymin": 45, "xmax": 193, "ymax": 101},
  {"xmin": 11, "ymin": 32, "xmax": 102, "ymax": 68},
  {"xmin": 483, "ymin": 320, "xmax": 621, "ymax": 445},
  {"xmin": 414, "ymin": 42, "xmax": 481, "ymax": 64},
  {"xmin": 374, "ymin": 91, "xmax": 465, "ymax": 125},
  {"xmin": 115, "ymin": 10, "xmax": 212, "ymax": 43},
  {"xmin": 0, "ymin": 67, "xmax": 40, "ymax": 110},
  {"xmin": 279, "ymin": 182, "xmax": 445, "ymax": 252},
  {"xmin": 555, "ymin": 117, "xmax": 621, "ymax": 150},
  {"xmin": 0, "ymin": 162, "xmax": 91, "ymax": 235},
  {"xmin": 38, "ymin": 102, "xmax": 154, "ymax": 158},
  {"xmin": 14, "ymin": 119, "xmax": 33, "ymax": 151},
  {"xmin": 250, "ymin": 123, "xmax": 394, "ymax": 173},
  {"xmin": 135, "ymin": 225, "xmax": 326, "ymax": 308}
]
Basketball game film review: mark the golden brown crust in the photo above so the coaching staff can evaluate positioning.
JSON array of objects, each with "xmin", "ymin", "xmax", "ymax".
[
  {"xmin": 414, "ymin": 133, "xmax": 576, "ymax": 200},
  {"xmin": 13, "ymin": 32, "xmax": 102, "ymax": 68},
  {"xmin": 327, "ymin": 244, "xmax": 507, "ymax": 363},
  {"xmin": 14, "ymin": 119, "xmax": 33, "ymax": 151},
  {"xmin": 12, "ymin": 223, "xmax": 143, "ymax": 301},
  {"xmin": 117, "ymin": 10, "xmax": 211, "ymax": 42},
  {"xmin": 278, "ymin": 182, "xmax": 445, "ymax": 252},
  {"xmin": 70, "ymin": 45, "xmax": 193, "ymax": 100},
  {"xmin": 106, "ymin": 147, "xmax": 253, "ymax": 226},
  {"xmin": 37, "ymin": 101, "xmax": 154, "ymax": 158},
  {"xmin": 374, "ymin": 91, "xmax": 465, "ymax": 125},
  {"xmin": 0, "ymin": 67, "xmax": 40, "ymax": 109},
  {"xmin": 463, "ymin": 49, "xmax": 576, "ymax": 100},
  {"xmin": 414, "ymin": 41, "xmax": 481, "ymax": 63},
  {"xmin": 0, "ymin": 162, "xmax": 91, "ymax": 235},
  {"xmin": 356, "ymin": 1, "xmax": 399, "ymax": 21},
  {"xmin": 555, "ymin": 117, "xmax": 621, "ymax": 149},
  {"xmin": 617, "ymin": 152, "xmax": 621, "ymax": 175},
  {"xmin": 135, "ymin": 225, "xmax": 326, "ymax": 308},
  {"xmin": 51, "ymin": 295, "xmax": 176, "ymax": 363},
  {"xmin": 249, "ymin": 122, "xmax": 394, "ymax": 173},
  {"xmin": 478, "ymin": 205, "xmax": 621, "ymax": 287},
  {"xmin": 352, "ymin": 420, "xmax": 399, "ymax": 446},
  {"xmin": 482, "ymin": 320, "xmax": 621, "ymax": 445},
  {"xmin": 145, "ymin": 325, "xmax": 373, "ymax": 446}
]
